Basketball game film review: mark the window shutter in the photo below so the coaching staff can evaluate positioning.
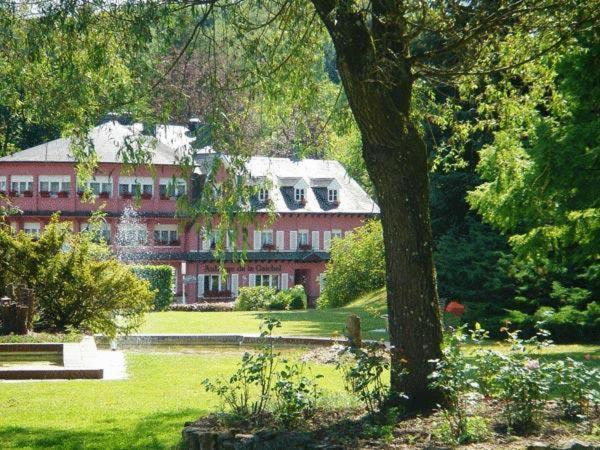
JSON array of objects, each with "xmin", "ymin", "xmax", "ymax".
[
  {"xmin": 226, "ymin": 233, "xmax": 232, "ymax": 251},
  {"xmin": 249, "ymin": 274, "xmax": 255, "ymax": 287},
  {"xmin": 197, "ymin": 275, "xmax": 205, "ymax": 297},
  {"xmin": 231, "ymin": 274, "xmax": 239, "ymax": 296},
  {"xmin": 319, "ymin": 273, "xmax": 326, "ymax": 294},
  {"xmin": 276, "ymin": 231, "xmax": 284, "ymax": 251},
  {"xmin": 312, "ymin": 231, "xmax": 320, "ymax": 250},
  {"xmin": 290, "ymin": 231, "xmax": 298, "ymax": 250},
  {"xmin": 253, "ymin": 230, "xmax": 261, "ymax": 251},
  {"xmin": 281, "ymin": 273, "xmax": 289, "ymax": 290},
  {"xmin": 323, "ymin": 231, "xmax": 331, "ymax": 251}
]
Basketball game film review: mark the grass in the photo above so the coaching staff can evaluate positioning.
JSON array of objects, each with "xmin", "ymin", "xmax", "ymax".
[
  {"xmin": 140, "ymin": 288, "xmax": 389, "ymax": 340},
  {"xmin": 0, "ymin": 348, "xmax": 351, "ymax": 450}
]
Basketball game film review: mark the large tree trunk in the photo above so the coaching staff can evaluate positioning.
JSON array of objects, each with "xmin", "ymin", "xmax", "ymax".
[
  {"xmin": 362, "ymin": 125, "xmax": 444, "ymax": 410},
  {"xmin": 310, "ymin": 0, "xmax": 444, "ymax": 409}
]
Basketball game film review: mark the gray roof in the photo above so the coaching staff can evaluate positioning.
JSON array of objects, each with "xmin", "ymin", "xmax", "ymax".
[
  {"xmin": 246, "ymin": 156, "xmax": 379, "ymax": 214},
  {"xmin": 0, "ymin": 122, "xmax": 181, "ymax": 165}
]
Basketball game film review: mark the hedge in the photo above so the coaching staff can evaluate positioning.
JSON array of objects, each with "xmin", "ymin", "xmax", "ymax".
[
  {"xmin": 234, "ymin": 285, "xmax": 307, "ymax": 311},
  {"xmin": 131, "ymin": 265, "xmax": 175, "ymax": 311}
]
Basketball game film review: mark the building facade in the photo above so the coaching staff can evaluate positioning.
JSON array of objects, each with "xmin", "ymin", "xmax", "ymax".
[{"xmin": 0, "ymin": 122, "xmax": 379, "ymax": 305}]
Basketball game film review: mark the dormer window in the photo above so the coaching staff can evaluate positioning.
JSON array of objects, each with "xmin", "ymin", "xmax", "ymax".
[
  {"xmin": 295, "ymin": 188, "xmax": 305, "ymax": 202},
  {"xmin": 258, "ymin": 188, "xmax": 268, "ymax": 202},
  {"xmin": 328, "ymin": 188, "xmax": 338, "ymax": 203}
]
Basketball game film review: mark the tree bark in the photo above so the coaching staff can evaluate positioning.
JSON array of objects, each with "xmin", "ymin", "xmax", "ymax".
[{"xmin": 311, "ymin": 0, "xmax": 444, "ymax": 409}]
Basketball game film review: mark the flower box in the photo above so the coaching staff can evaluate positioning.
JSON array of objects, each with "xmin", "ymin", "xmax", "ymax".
[
  {"xmin": 141, "ymin": 193, "xmax": 152, "ymax": 200},
  {"xmin": 170, "ymin": 239, "xmax": 180, "ymax": 246},
  {"xmin": 77, "ymin": 191, "xmax": 85, "ymax": 198},
  {"xmin": 9, "ymin": 191, "xmax": 18, "ymax": 197},
  {"xmin": 57, "ymin": 191, "xmax": 69, "ymax": 198},
  {"xmin": 160, "ymin": 194, "xmax": 170, "ymax": 200},
  {"xmin": 262, "ymin": 243, "xmax": 276, "ymax": 251},
  {"xmin": 204, "ymin": 290, "xmax": 232, "ymax": 298},
  {"xmin": 40, "ymin": 191, "xmax": 51, "ymax": 198},
  {"xmin": 23, "ymin": 190, "xmax": 33, "ymax": 197},
  {"xmin": 121, "ymin": 192, "xmax": 133, "ymax": 199},
  {"xmin": 298, "ymin": 243, "xmax": 312, "ymax": 251},
  {"xmin": 98, "ymin": 191, "xmax": 110, "ymax": 199}
]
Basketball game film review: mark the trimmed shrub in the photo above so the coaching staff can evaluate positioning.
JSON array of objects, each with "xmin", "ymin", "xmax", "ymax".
[
  {"xmin": 131, "ymin": 265, "xmax": 175, "ymax": 311},
  {"xmin": 288, "ymin": 285, "xmax": 307, "ymax": 310},
  {"xmin": 318, "ymin": 220, "xmax": 385, "ymax": 308},
  {"xmin": 234, "ymin": 286, "xmax": 307, "ymax": 311},
  {"xmin": 235, "ymin": 286, "xmax": 277, "ymax": 311}
]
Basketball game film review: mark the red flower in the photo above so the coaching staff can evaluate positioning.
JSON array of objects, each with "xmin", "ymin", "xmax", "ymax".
[{"xmin": 445, "ymin": 300, "xmax": 465, "ymax": 317}]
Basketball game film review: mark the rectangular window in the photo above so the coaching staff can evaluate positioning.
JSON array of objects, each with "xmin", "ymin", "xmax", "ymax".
[
  {"xmin": 258, "ymin": 188, "xmax": 268, "ymax": 202},
  {"xmin": 118, "ymin": 177, "xmax": 153, "ymax": 198},
  {"xmin": 159, "ymin": 178, "xmax": 186, "ymax": 198},
  {"xmin": 23, "ymin": 222, "xmax": 40, "ymax": 236},
  {"xmin": 328, "ymin": 188, "xmax": 338, "ymax": 202},
  {"xmin": 255, "ymin": 274, "xmax": 279, "ymax": 289},
  {"xmin": 294, "ymin": 188, "xmax": 305, "ymax": 202},
  {"xmin": 39, "ymin": 176, "xmax": 70, "ymax": 196},
  {"xmin": 11, "ymin": 176, "xmax": 33, "ymax": 195},
  {"xmin": 153, "ymin": 225, "xmax": 179, "ymax": 246},
  {"xmin": 298, "ymin": 230, "xmax": 308, "ymax": 246},
  {"xmin": 0, "ymin": 177, "xmax": 6, "ymax": 192},
  {"xmin": 331, "ymin": 229, "xmax": 343, "ymax": 240},
  {"xmin": 203, "ymin": 274, "xmax": 222, "ymax": 293},
  {"xmin": 261, "ymin": 230, "xmax": 273, "ymax": 246}
]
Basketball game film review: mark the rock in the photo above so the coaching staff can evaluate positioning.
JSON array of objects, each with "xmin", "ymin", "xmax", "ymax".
[
  {"xmin": 526, "ymin": 440, "xmax": 598, "ymax": 450},
  {"xmin": 557, "ymin": 440, "xmax": 598, "ymax": 450}
]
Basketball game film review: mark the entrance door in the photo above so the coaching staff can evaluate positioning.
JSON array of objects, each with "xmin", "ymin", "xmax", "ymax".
[{"xmin": 294, "ymin": 269, "xmax": 311, "ymax": 305}]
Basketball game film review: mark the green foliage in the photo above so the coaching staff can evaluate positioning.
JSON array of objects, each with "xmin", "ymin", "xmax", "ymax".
[
  {"xmin": 319, "ymin": 221, "xmax": 385, "ymax": 308},
  {"xmin": 234, "ymin": 286, "xmax": 306, "ymax": 311},
  {"xmin": 131, "ymin": 265, "xmax": 175, "ymax": 311},
  {"xmin": 433, "ymin": 416, "xmax": 489, "ymax": 446},
  {"xmin": 336, "ymin": 343, "xmax": 391, "ymax": 415},
  {"xmin": 203, "ymin": 317, "xmax": 322, "ymax": 427},
  {"xmin": 0, "ymin": 216, "xmax": 153, "ymax": 337},
  {"xmin": 552, "ymin": 357, "xmax": 600, "ymax": 421},
  {"xmin": 273, "ymin": 360, "xmax": 322, "ymax": 427},
  {"xmin": 429, "ymin": 326, "xmax": 485, "ymax": 444},
  {"xmin": 287, "ymin": 285, "xmax": 307, "ymax": 310}
]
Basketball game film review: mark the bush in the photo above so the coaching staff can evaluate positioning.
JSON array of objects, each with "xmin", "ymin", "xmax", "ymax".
[
  {"xmin": 131, "ymin": 265, "xmax": 175, "ymax": 311},
  {"xmin": 288, "ymin": 285, "xmax": 307, "ymax": 310},
  {"xmin": 319, "ymin": 220, "xmax": 385, "ymax": 308},
  {"xmin": 0, "ymin": 216, "xmax": 153, "ymax": 337},
  {"xmin": 234, "ymin": 286, "xmax": 306, "ymax": 311},
  {"xmin": 235, "ymin": 286, "xmax": 277, "ymax": 311}
]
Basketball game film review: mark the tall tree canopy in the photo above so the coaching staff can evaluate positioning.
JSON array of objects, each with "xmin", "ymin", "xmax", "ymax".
[{"xmin": 2, "ymin": 0, "xmax": 597, "ymax": 408}]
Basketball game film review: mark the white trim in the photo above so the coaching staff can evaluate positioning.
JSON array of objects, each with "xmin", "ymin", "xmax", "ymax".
[
  {"xmin": 253, "ymin": 230, "xmax": 261, "ymax": 251},
  {"xmin": 10, "ymin": 175, "xmax": 33, "ymax": 183},
  {"xmin": 319, "ymin": 273, "xmax": 326, "ymax": 294},
  {"xmin": 197, "ymin": 275, "xmax": 205, "ymax": 297},
  {"xmin": 281, "ymin": 273, "xmax": 289, "ymax": 290},
  {"xmin": 276, "ymin": 230, "xmax": 284, "ymax": 251},
  {"xmin": 249, "ymin": 274, "xmax": 256, "ymax": 287},
  {"xmin": 312, "ymin": 231, "xmax": 320, "ymax": 250},
  {"xmin": 231, "ymin": 274, "xmax": 239, "ymax": 296},
  {"xmin": 323, "ymin": 231, "xmax": 331, "ymax": 251},
  {"xmin": 290, "ymin": 231, "xmax": 298, "ymax": 250}
]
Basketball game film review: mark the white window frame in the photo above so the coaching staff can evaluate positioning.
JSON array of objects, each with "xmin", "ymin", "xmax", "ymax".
[
  {"xmin": 159, "ymin": 178, "xmax": 186, "ymax": 199},
  {"xmin": 261, "ymin": 229, "xmax": 273, "ymax": 247},
  {"xmin": 39, "ymin": 175, "xmax": 71, "ymax": 196},
  {"xmin": 23, "ymin": 222, "xmax": 40, "ymax": 236},
  {"xmin": 255, "ymin": 274, "xmax": 280, "ymax": 289},
  {"xmin": 204, "ymin": 274, "xmax": 222, "ymax": 293},
  {"xmin": 294, "ymin": 187, "xmax": 305, "ymax": 202},
  {"xmin": 298, "ymin": 229, "xmax": 309, "ymax": 246},
  {"xmin": 10, "ymin": 176, "xmax": 33, "ymax": 195},
  {"xmin": 258, "ymin": 187, "xmax": 268, "ymax": 202},
  {"xmin": 118, "ymin": 177, "xmax": 153, "ymax": 197},
  {"xmin": 83, "ymin": 176, "xmax": 112, "ymax": 197},
  {"xmin": 331, "ymin": 229, "xmax": 343, "ymax": 240},
  {"xmin": 0, "ymin": 176, "xmax": 7, "ymax": 193},
  {"xmin": 328, "ymin": 188, "xmax": 338, "ymax": 203},
  {"xmin": 154, "ymin": 224, "xmax": 179, "ymax": 246}
]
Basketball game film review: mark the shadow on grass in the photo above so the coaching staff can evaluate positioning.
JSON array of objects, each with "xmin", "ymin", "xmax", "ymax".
[
  {"xmin": 0, "ymin": 408, "xmax": 202, "ymax": 450},
  {"xmin": 251, "ymin": 308, "xmax": 388, "ymax": 340}
]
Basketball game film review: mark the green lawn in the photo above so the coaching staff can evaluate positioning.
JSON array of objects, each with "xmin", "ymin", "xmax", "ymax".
[
  {"xmin": 0, "ymin": 348, "xmax": 351, "ymax": 450},
  {"xmin": 140, "ymin": 289, "xmax": 389, "ymax": 340}
]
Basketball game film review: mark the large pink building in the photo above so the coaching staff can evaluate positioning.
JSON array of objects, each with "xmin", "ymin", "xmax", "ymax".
[{"xmin": 0, "ymin": 122, "xmax": 379, "ymax": 305}]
